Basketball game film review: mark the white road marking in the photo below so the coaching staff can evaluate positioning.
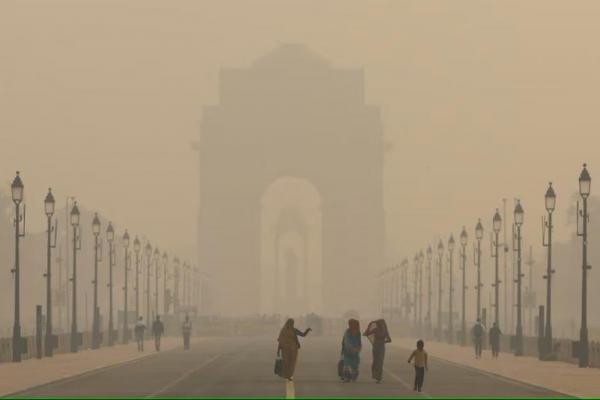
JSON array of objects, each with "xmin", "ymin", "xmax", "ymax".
[
  {"xmin": 147, "ymin": 354, "xmax": 220, "ymax": 398},
  {"xmin": 286, "ymin": 379, "xmax": 295, "ymax": 398}
]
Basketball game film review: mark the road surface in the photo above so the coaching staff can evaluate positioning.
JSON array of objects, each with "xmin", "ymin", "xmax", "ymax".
[{"xmin": 14, "ymin": 336, "xmax": 567, "ymax": 397}]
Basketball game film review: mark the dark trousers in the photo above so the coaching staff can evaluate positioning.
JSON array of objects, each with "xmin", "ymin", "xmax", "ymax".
[
  {"xmin": 491, "ymin": 343, "xmax": 499, "ymax": 357},
  {"xmin": 183, "ymin": 333, "xmax": 190, "ymax": 350},
  {"xmin": 372, "ymin": 344, "xmax": 385, "ymax": 381},
  {"xmin": 474, "ymin": 338, "xmax": 482, "ymax": 357},
  {"xmin": 154, "ymin": 335, "xmax": 161, "ymax": 351},
  {"xmin": 414, "ymin": 366, "xmax": 425, "ymax": 391},
  {"xmin": 137, "ymin": 337, "xmax": 144, "ymax": 352}
]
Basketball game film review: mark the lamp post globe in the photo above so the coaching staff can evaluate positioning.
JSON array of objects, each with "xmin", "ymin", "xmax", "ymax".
[
  {"xmin": 514, "ymin": 200, "xmax": 524, "ymax": 227},
  {"xmin": 92, "ymin": 214, "xmax": 101, "ymax": 236},
  {"xmin": 122, "ymin": 230, "xmax": 130, "ymax": 249},
  {"xmin": 579, "ymin": 163, "xmax": 591, "ymax": 198},
  {"xmin": 545, "ymin": 182, "xmax": 556, "ymax": 213},
  {"xmin": 493, "ymin": 209, "xmax": 502, "ymax": 233},
  {"xmin": 106, "ymin": 223, "xmax": 114, "ymax": 243},
  {"xmin": 11, "ymin": 171, "xmax": 24, "ymax": 204},
  {"xmin": 44, "ymin": 188, "xmax": 55, "ymax": 217},
  {"xmin": 475, "ymin": 219, "xmax": 484, "ymax": 240},
  {"xmin": 460, "ymin": 227, "xmax": 468, "ymax": 247},
  {"xmin": 70, "ymin": 202, "xmax": 80, "ymax": 227}
]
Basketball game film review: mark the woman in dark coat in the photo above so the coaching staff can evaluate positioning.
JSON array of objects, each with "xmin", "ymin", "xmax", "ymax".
[
  {"xmin": 364, "ymin": 319, "xmax": 391, "ymax": 383},
  {"xmin": 277, "ymin": 318, "xmax": 311, "ymax": 381}
]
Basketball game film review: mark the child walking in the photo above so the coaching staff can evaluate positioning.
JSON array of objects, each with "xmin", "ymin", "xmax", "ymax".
[{"xmin": 407, "ymin": 339, "xmax": 428, "ymax": 392}]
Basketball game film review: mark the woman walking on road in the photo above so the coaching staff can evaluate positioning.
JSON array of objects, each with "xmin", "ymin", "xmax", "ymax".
[
  {"xmin": 341, "ymin": 319, "xmax": 362, "ymax": 382},
  {"xmin": 364, "ymin": 319, "xmax": 391, "ymax": 383},
  {"xmin": 277, "ymin": 318, "xmax": 311, "ymax": 381}
]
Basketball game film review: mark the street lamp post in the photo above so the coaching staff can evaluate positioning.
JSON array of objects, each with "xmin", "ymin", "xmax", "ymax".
[
  {"xmin": 173, "ymin": 257, "xmax": 180, "ymax": 321},
  {"xmin": 133, "ymin": 237, "xmax": 141, "ymax": 320},
  {"xmin": 542, "ymin": 182, "xmax": 556, "ymax": 358},
  {"xmin": 400, "ymin": 258, "xmax": 411, "ymax": 323},
  {"xmin": 11, "ymin": 172, "xmax": 25, "ymax": 362},
  {"xmin": 514, "ymin": 200, "xmax": 524, "ymax": 356},
  {"xmin": 492, "ymin": 209, "xmax": 502, "ymax": 326},
  {"xmin": 577, "ymin": 164, "xmax": 591, "ymax": 368},
  {"xmin": 437, "ymin": 240, "xmax": 444, "ymax": 339},
  {"xmin": 460, "ymin": 227, "xmax": 468, "ymax": 346},
  {"xmin": 145, "ymin": 243, "xmax": 152, "ymax": 323},
  {"xmin": 426, "ymin": 246, "xmax": 433, "ymax": 337},
  {"xmin": 69, "ymin": 202, "xmax": 81, "ymax": 353},
  {"xmin": 154, "ymin": 248, "xmax": 160, "ymax": 318},
  {"xmin": 413, "ymin": 254, "xmax": 418, "ymax": 329},
  {"xmin": 162, "ymin": 252, "xmax": 168, "ymax": 315},
  {"xmin": 106, "ymin": 222, "xmax": 115, "ymax": 346},
  {"xmin": 391, "ymin": 265, "xmax": 399, "ymax": 321},
  {"xmin": 474, "ymin": 220, "xmax": 484, "ymax": 321},
  {"xmin": 91, "ymin": 214, "xmax": 101, "ymax": 349},
  {"xmin": 44, "ymin": 188, "xmax": 57, "ymax": 357},
  {"xmin": 448, "ymin": 235, "xmax": 455, "ymax": 343},
  {"xmin": 418, "ymin": 251, "xmax": 424, "ymax": 334},
  {"xmin": 122, "ymin": 231, "xmax": 130, "ymax": 344}
]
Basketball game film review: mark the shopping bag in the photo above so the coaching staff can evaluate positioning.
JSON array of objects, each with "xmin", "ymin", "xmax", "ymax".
[{"xmin": 274, "ymin": 356, "xmax": 283, "ymax": 377}]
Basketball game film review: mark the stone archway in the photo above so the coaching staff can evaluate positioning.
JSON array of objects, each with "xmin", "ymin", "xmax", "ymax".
[{"xmin": 196, "ymin": 44, "xmax": 384, "ymax": 317}]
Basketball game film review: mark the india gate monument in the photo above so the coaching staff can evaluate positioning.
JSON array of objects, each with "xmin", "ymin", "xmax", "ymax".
[{"xmin": 197, "ymin": 44, "xmax": 385, "ymax": 317}]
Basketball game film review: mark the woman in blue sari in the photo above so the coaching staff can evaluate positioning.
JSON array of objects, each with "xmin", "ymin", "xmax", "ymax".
[{"xmin": 342, "ymin": 319, "xmax": 362, "ymax": 382}]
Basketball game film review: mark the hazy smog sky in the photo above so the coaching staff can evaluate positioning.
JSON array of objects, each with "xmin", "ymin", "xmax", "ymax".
[{"xmin": 1, "ymin": 0, "xmax": 599, "ymax": 263}]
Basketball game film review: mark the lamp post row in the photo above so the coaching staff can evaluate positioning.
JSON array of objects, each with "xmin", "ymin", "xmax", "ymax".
[
  {"xmin": 382, "ymin": 164, "xmax": 591, "ymax": 367},
  {"xmin": 6, "ymin": 171, "xmax": 200, "ymax": 362}
]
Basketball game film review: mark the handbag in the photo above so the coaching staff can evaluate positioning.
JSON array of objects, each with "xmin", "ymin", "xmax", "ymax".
[{"xmin": 274, "ymin": 347, "xmax": 283, "ymax": 377}]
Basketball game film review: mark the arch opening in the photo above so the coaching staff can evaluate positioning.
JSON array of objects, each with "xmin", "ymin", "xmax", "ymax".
[{"xmin": 259, "ymin": 176, "xmax": 322, "ymax": 316}]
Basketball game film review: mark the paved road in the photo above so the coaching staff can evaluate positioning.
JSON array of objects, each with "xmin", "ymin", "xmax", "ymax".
[{"xmin": 14, "ymin": 336, "xmax": 567, "ymax": 398}]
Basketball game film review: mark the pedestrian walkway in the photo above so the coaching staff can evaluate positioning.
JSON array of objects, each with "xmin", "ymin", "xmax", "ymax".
[
  {"xmin": 394, "ymin": 336, "xmax": 598, "ymax": 398},
  {"xmin": 0, "ymin": 337, "xmax": 202, "ymax": 396}
]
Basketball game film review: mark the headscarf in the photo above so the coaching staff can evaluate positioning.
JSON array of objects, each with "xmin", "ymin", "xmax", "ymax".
[
  {"xmin": 348, "ymin": 318, "xmax": 360, "ymax": 334},
  {"xmin": 364, "ymin": 319, "xmax": 391, "ymax": 344},
  {"xmin": 344, "ymin": 319, "xmax": 362, "ymax": 353},
  {"xmin": 278, "ymin": 318, "xmax": 298, "ymax": 348}
]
